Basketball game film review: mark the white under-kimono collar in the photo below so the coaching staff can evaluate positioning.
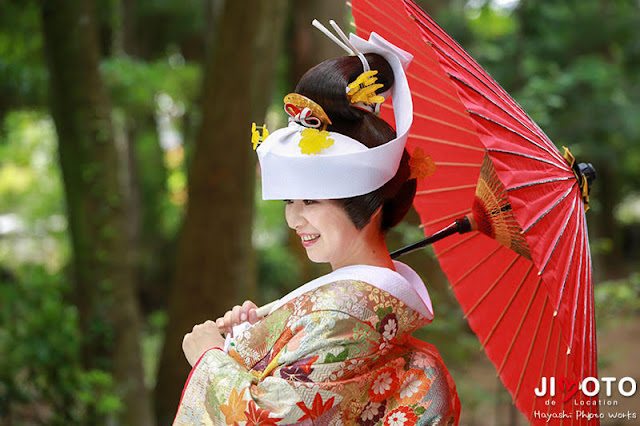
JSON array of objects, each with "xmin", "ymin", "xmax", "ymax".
[
  {"xmin": 224, "ymin": 261, "xmax": 434, "ymax": 349},
  {"xmin": 270, "ymin": 260, "xmax": 434, "ymax": 321}
]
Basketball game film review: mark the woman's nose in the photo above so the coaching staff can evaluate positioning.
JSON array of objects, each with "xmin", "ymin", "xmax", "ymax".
[{"xmin": 285, "ymin": 202, "xmax": 305, "ymax": 229}]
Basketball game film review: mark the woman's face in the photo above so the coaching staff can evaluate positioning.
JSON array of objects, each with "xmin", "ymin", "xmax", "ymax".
[{"xmin": 285, "ymin": 199, "xmax": 368, "ymax": 270}]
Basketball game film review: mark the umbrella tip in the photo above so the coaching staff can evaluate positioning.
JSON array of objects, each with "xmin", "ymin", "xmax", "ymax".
[
  {"xmin": 553, "ymin": 310, "xmax": 558, "ymax": 317},
  {"xmin": 567, "ymin": 347, "xmax": 571, "ymax": 355}
]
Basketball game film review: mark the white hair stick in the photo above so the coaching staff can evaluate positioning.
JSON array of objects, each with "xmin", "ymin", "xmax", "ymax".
[{"xmin": 312, "ymin": 19, "xmax": 354, "ymax": 55}]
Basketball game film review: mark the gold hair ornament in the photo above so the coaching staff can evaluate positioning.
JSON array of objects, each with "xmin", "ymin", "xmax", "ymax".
[
  {"xmin": 283, "ymin": 93, "xmax": 332, "ymax": 130},
  {"xmin": 283, "ymin": 93, "xmax": 335, "ymax": 155}
]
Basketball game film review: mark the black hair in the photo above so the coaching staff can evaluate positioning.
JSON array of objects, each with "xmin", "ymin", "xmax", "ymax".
[{"xmin": 295, "ymin": 53, "xmax": 416, "ymax": 231}]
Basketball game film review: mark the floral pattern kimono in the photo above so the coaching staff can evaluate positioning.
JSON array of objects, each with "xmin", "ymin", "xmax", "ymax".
[{"xmin": 174, "ymin": 262, "xmax": 460, "ymax": 425}]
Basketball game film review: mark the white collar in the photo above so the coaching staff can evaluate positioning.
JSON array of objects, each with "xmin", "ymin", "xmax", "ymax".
[{"xmin": 271, "ymin": 261, "xmax": 433, "ymax": 320}]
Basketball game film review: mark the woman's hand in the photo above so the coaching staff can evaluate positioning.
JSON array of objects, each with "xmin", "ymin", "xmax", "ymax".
[
  {"xmin": 215, "ymin": 300, "xmax": 262, "ymax": 334},
  {"xmin": 182, "ymin": 320, "xmax": 226, "ymax": 367}
]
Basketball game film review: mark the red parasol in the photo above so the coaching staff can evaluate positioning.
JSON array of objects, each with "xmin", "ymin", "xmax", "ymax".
[{"xmin": 351, "ymin": 0, "xmax": 599, "ymax": 424}]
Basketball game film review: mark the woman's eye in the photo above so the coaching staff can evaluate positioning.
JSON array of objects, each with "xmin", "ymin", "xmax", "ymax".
[
  {"xmin": 283, "ymin": 199, "xmax": 293, "ymax": 205},
  {"xmin": 303, "ymin": 200, "xmax": 316, "ymax": 205}
]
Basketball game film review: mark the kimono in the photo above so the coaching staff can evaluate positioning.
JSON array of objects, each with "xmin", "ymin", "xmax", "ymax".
[{"xmin": 174, "ymin": 262, "xmax": 460, "ymax": 425}]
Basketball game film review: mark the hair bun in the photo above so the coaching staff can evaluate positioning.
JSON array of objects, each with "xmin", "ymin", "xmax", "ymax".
[{"xmin": 295, "ymin": 53, "xmax": 395, "ymax": 146}]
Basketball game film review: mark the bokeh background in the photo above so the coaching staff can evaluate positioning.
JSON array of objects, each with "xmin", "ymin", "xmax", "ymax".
[{"xmin": 1, "ymin": 0, "xmax": 639, "ymax": 424}]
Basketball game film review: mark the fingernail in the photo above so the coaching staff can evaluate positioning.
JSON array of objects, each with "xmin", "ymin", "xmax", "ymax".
[
  {"xmin": 240, "ymin": 313, "xmax": 247, "ymax": 322},
  {"xmin": 249, "ymin": 310, "xmax": 257, "ymax": 322}
]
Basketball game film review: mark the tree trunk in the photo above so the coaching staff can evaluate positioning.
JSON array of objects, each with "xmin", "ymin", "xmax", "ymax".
[
  {"xmin": 154, "ymin": 0, "xmax": 282, "ymax": 422},
  {"xmin": 289, "ymin": 0, "xmax": 347, "ymax": 85},
  {"xmin": 40, "ymin": 1, "xmax": 154, "ymax": 424}
]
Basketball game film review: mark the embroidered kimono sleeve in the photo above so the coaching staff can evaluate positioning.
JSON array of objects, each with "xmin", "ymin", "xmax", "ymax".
[
  {"xmin": 173, "ymin": 309, "xmax": 367, "ymax": 425},
  {"xmin": 173, "ymin": 280, "xmax": 460, "ymax": 425}
]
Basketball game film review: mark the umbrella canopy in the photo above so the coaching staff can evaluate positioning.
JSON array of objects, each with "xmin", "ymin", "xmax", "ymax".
[{"xmin": 351, "ymin": 0, "xmax": 598, "ymax": 423}]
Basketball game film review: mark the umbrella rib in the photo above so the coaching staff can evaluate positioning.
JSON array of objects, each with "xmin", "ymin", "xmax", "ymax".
[
  {"xmin": 411, "ymin": 22, "xmax": 546, "ymax": 143},
  {"xmin": 356, "ymin": 0, "xmax": 449, "ymax": 77},
  {"xmin": 522, "ymin": 182, "xmax": 578, "ymax": 234},
  {"xmin": 560, "ymin": 339, "xmax": 570, "ymax": 426},
  {"xmin": 438, "ymin": 232, "xmax": 479, "ymax": 256},
  {"xmin": 555, "ymin": 216, "xmax": 579, "ymax": 316},
  {"xmin": 470, "ymin": 112, "xmax": 568, "ymax": 168},
  {"xmin": 585, "ymin": 261, "xmax": 596, "ymax": 382},
  {"xmin": 567, "ymin": 224, "xmax": 586, "ymax": 355},
  {"xmin": 406, "ymin": 55, "xmax": 453, "ymax": 84},
  {"xmin": 538, "ymin": 195, "xmax": 578, "ymax": 276},
  {"xmin": 405, "ymin": 3, "xmax": 562, "ymax": 159},
  {"xmin": 515, "ymin": 294, "xmax": 549, "ymax": 401},
  {"xmin": 411, "ymin": 90, "xmax": 472, "ymax": 120},
  {"xmin": 451, "ymin": 245, "xmax": 503, "ymax": 288},
  {"xmin": 506, "ymin": 176, "xmax": 574, "ymax": 192},
  {"xmin": 381, "ymin": 103, "xmax": 478, "ymax": 135},
  {"xmin": 448, "ymin": 75, "xmax": 563, "ymax": 161},
  {"xmin": 463, "ymin": 253, "xmax": 520, "ymax": 318},
  {"xmin": 404, "ymin": 0, "xmax": 517, "ymax": 106},
  {"xmin": 414, "ymin": 110, "xmax": 478, "ymax": 134},
  {"xmin": 546, "ymin": 326, "xmax": 563, "ymax": 419},
  {"xmin": 405, "ymin": 5, "xmax": 508, "ymax": 95},
  {"xmin": 416, "ymin": 183, "xmax": 476, "ymax": 195},
  {"xmin": 586, "ymin": 220, "xmax": 596, "ymax": 378},
  {"xmin": 487, "ymin": 148, "xmax": 568, "ymax": 171},
  {"xmin": 447, "ymin": 73, "xmax": 546, "ymax": 138},
  {"xmin": 497, "ymin": 276, "xmax": 543, "ymax": 375},
  {"xmin": 480, "ymin": 262, "xmax": 534, "ymax": 350},
  {"xmin": 580, "ymin": 267, "xmax": 589, "ymax": 381},
  {"xmin": 420, "ymin": 208, "xmax": 472, "ymax": 228},
  {"xmin": 531, "ymin": 296, "xmax": 554, "ymax": 419},
  {"xmin": 435, "ymin": 161, "xmax": 482, "ymax": 168},
  {"xmin": 409, "ymin": 134, "xmax": 485, "ymax": 152},
  {"xmin": 407, "ymin": 72, "xmax": 465, "ymax": 104}
]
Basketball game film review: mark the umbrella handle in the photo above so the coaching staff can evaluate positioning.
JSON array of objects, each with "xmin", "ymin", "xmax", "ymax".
[
  {"xmin": 256, "ymin": 299, "xmax": 279, "ymax": 317},
  {"xmin": 390, "ymin": 216, "xmax": 474, "ymax": 259}
]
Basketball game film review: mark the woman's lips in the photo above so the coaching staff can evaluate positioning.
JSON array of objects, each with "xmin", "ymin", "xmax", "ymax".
[{"xmin": 299, "ymin": 233, "xmax": 320, "ymax": 247}]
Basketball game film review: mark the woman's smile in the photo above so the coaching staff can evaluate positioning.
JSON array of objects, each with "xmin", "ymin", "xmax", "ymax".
[{"xmin": 299, "ymin": 233, "xmax": 320, "ymax": 247}]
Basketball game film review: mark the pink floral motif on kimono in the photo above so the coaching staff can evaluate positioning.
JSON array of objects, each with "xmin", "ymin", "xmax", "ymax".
[{"xmin": 173, "ymin": 280, "xmax": 461, "ymax": 425}]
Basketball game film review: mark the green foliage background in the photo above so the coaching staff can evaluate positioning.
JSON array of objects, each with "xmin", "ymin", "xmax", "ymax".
[{"xmin": 1, "ymin": 0, "xmax": 639, "ymax": 423}]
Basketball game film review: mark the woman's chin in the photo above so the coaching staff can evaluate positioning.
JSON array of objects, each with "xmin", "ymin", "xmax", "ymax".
[{"xmin": 304, "ymin": 250, "xmax": 329, "ymax": 264}]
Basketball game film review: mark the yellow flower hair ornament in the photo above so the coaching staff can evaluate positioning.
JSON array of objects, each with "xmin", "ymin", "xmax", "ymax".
[
  {"xmin": 251, "ymin": 123, "xmax": 269, "ymax": 150},
  {"xmin": 347, "ymin": 70, "xmax": 386, "ymax": 107},
  {"xmin": 299, "ymin": 128, "xmax": 334, "ymax": 155}
]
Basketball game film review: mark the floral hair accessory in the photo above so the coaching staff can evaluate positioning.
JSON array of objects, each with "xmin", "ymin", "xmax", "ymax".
[
  {"xmin": 255, "ymin": 26, "xmax": 414, "ymax": 200},
  {"xmin": 299, "ymin": 128, "xmax": 334, "ymax": 155},
  {"xmin": 347, "ymin": 70, "xmax": 386, "ymax": 106},
  {"xmin": 251, "ymin": 123, "xmax": 269, "ymax": 150},
  {"xmin": 284, "ymin": 93, "xmax": 332, "ymax": 130}
]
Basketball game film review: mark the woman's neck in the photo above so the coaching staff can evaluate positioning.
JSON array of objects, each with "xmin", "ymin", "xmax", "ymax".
[{"xmin": 330, "ymin": 226, "xmax": 395, "ymax": 271}]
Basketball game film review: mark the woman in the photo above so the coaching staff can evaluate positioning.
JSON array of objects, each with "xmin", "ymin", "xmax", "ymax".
[{"xmin": 176, "ymin": 29, "xmax": 460, "ymax": 425}]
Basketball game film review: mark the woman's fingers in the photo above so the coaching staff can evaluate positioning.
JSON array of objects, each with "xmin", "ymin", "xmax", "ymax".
[
  {"xmin": 223, "ymin": 309, "xmax": 234, "ymax": 334},
  {"xmin": 216, "ymin": 300, "xmax": 261, "ymax": 333},
  {"xmin": 231, "ymin": 305, "xmax": 243, "ymax": 325}
]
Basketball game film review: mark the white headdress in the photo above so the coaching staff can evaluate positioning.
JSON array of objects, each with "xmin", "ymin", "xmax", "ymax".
[{"xmin": 255, "ymin": 21, "xmax": 413, "ymax": 200}]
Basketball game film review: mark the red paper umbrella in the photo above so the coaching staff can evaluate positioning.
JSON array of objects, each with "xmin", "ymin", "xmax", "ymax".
[{"xmin": 351, "ymin": 0, "xmax": 599, "ymax": 423}]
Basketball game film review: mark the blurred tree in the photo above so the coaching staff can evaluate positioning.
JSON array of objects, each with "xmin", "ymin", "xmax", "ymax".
[
  {"xmin": 40, "ymin": 0, "xmax": 153, "ymax": 424},
  {"xmin": 0, "ymin": 0, "xmax": 48, "ymax": 123},
  {"xmin": 154, "ymin": 0, "xmax": 287, "ymax": 421}
]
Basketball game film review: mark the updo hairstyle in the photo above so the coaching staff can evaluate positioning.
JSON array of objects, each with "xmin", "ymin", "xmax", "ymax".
[{"xmin": 294, "ymin": 53, "xmax": 417, "ymax": 232}]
